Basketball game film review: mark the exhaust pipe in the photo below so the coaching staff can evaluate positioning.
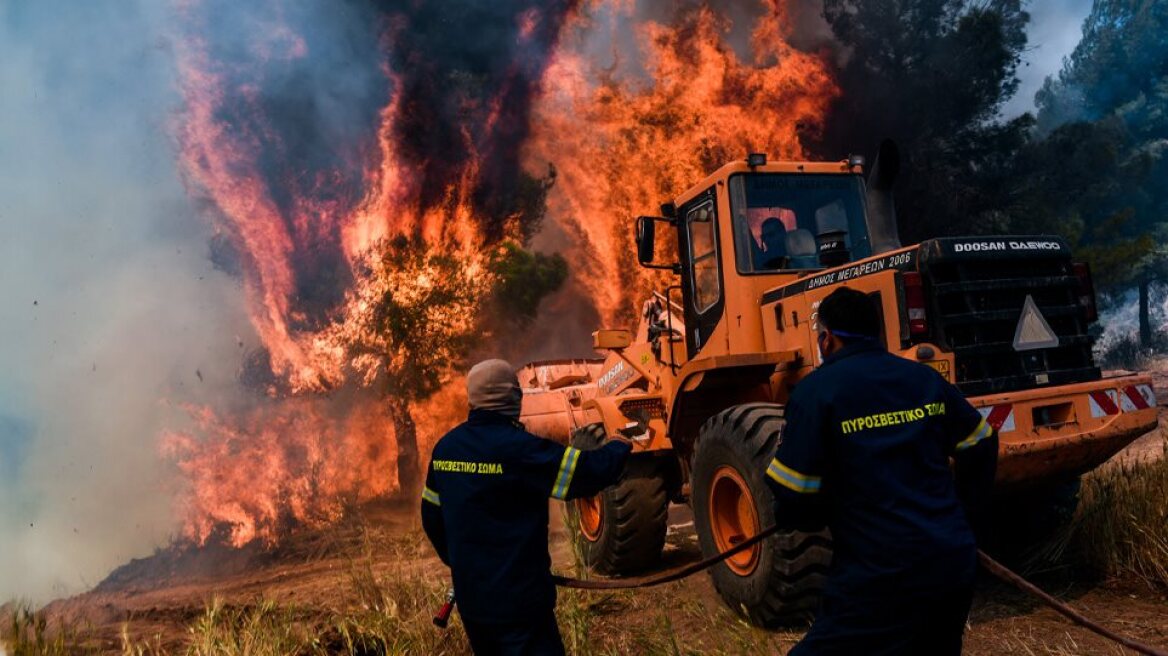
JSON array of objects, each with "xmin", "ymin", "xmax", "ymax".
[{"xmin": 866, "ymin": 139, "xmax": 902, "ymax": 254}]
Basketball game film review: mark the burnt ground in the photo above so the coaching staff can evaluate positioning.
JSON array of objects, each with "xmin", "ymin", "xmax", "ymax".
[{"xmin": 15, "ymin": 372, "xmax": 1168, "ymax": 654}]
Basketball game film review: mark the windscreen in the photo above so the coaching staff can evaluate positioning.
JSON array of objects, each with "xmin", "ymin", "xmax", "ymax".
[{"xmin": 728, "ymin": 174, "xmax": 873, "ymax": 273}]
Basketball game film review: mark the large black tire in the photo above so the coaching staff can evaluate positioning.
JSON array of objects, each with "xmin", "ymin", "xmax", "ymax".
[
  {"xmin": 691, "ymin": 403, "xmax": 831, "ymax": 627},
  {"xmin": 565, "ymin": 423, "xmax": 669, "ymax": 575}
]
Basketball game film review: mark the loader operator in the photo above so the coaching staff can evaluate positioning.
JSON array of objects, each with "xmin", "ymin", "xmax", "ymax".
[
  {"xmin": 421, "ymin": 359, "xmax": 632, "ymax": 656},
  {"xmin": 766, "ymin": 287, "xmax": 998, "ymax": 656}
]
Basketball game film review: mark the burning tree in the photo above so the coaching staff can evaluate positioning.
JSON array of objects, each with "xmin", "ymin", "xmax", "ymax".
[
  {"xmin": 332, "ymin": 233, "xmax": 566, "ymax": 499},
  {"xmin": 332, "ymin": 236, "xmax": 484, "ymax": 499}
]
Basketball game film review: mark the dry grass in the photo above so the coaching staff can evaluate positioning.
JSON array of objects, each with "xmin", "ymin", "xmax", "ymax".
[
  {"xmin": 183, "ymin": 599, "xmax": 309, "ymax": 655},
  {"xmin": 116, "ymin": 550, "xmax": 465, "ymax": 656},
  {"xmin": 1038, "ymin": 433, "xmax": 1168, "ymax": 588},
  {"xmin": 2, "ymin": 525, "xmax": 464, "ymax": 656},
  {"xmin": 1, "ymin": 603, "xmax": 71, "ymax": 656},
  {"xmin": 984, "ymin": 625, "xmax": 1123, "ymax": 655},
  {"xmin": 552, "ymin": 583, "xmax": 798, "ymax": 655},
  {"xmin": 7, "ymin": 450, "xmax": 1168, "ymax": 655},
  {"xmin": 556, "ymin": 501, "xmax": 798, "ymax": 655}
]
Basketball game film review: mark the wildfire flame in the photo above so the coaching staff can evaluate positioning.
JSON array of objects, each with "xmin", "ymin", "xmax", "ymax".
[
  {"xmin": 164, "ymin": 0, "xmax": 838, "ymax": 547},
  {"xmin": 529, "ymin": 1, "xmax": 837, "ymax": 324}
]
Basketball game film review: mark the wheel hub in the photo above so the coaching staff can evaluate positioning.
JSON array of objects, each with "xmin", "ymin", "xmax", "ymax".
[
  {"xmin": 577, "ymin": 495, "xmax": 603, "ymax": 542},
  {"xmin": 708, "ymin": 465, "xmax": 761, "ymax": 576}
]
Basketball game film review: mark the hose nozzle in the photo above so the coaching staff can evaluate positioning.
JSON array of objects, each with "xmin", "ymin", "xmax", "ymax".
[{"xmin": 433, "ymin": 589, "xmax": 455, "ymax": 629}]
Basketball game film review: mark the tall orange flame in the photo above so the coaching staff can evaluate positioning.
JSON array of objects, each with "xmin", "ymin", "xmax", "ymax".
[
  {"xmin": 166, "ymin": 2, "xmax": 516, "ymax": 546},
  {"xmin": 528, "ymin": 1, "xmax": 838, "ymax": 325}
]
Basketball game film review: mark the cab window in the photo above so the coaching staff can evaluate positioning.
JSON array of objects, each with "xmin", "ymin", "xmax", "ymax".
[
  {"xmin": 687, "ymin": 200, "xmax": 720, "ymax": 313},
  {"xmin": 729, "ymin": 174, "xmax": 873, "ymax": 273}
]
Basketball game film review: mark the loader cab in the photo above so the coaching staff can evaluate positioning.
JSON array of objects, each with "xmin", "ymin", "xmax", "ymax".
[
  {"xmin": 638, "ymin": 154, "xmax": 900, "ymax": 360},
  {"xmin": 728, "ymin": 173, "xmax": 874, "ymax": 273}
]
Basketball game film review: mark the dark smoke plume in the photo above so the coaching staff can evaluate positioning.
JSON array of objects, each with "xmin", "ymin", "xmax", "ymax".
[
  {"xmin": 374, "ymin": 0, "xmax": 577, "ymax": 242},
  {"xmin": 180, "ymin": 0, "xmax": 578, "ymax": 340},
  {"xmin": 178, "ymin": 1, "xmax": 381, "ymax": 328}
]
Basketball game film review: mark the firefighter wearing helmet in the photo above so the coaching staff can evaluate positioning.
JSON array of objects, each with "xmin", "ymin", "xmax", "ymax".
[{"xmin": 421, "ymin": 359, "xmax": 631, "ymax": 655}]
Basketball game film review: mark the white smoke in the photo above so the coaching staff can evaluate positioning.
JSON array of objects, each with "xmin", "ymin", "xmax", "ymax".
[
  {"xmin": 0, "ymin": 2, "xmax": 253, "ymax": 602},
  {"xmin": 1095, "ymin": 286, "xmax": 1168, "ymax": 360},
  {"xmin": 1001, "ymin": 0, "xmax": 1094, "ymax": 118}
]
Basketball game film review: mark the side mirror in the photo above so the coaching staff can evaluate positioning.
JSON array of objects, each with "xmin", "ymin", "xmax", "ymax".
[
  {"xmin": 636, "ymin": 216, "xmax": 656, "ymax": 266},
  {"xmin": 635, "ymin": 216, "xmax": 679, "ymax": 271}
]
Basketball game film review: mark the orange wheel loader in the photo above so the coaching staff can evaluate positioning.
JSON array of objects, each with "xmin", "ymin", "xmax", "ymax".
[{"xmin": 517, "ymin": 142, "xmax": 1158, "ymax": 626}]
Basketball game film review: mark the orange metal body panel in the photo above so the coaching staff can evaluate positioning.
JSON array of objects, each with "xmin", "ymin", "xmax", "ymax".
[
  {"xmin": 518, "ymin": 360, "xmax": 605, "ymax": 444},
  {"xmin": 969, "ymin": 374, "xmax": 1157, "ymax": 486}
]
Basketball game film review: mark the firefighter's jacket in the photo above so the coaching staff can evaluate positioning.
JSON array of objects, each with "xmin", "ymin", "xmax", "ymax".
[
  {"xmin": 421, "ymin": 409, "xmax": 632, "ymax": 624},
  {"xmin": 766, "ymin": 341, "xmax": 998, "ymax": 598}
]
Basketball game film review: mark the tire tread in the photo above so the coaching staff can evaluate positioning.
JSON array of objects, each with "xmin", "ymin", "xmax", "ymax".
[
  {"xmin": 693, "ymin": 404, "xmax": 832, "ymax": 627},
  {"xmin": 569, "ymin": 424, "xmax": 669, "ymax": 575}
]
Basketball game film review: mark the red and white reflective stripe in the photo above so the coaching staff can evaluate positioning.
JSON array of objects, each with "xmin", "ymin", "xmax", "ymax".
[
  {"xmin": 978, "ymin": 404, "xmax": 1015, "ymax": 433},
  {"xmin": 1120, "ymin": 384, "xmax": 1156, "ymax": 412},
  {"xmin": 978, "ymin": 385, "xmax": 1153, "ymax": 432},
  {"xmin": 1088, "ymin": 389, "xmax": 1121, "ymax": 418},
  {"xmin": 1137, "ymin": 383, "xmax": 1157, "ymax": 407}
]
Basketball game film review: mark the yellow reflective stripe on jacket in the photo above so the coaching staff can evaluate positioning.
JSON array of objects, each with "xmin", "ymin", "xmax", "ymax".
[
  {"xmin": 767, "ymin": 458, "xmax": 822, "ymax": 494},
  {"xmin": 422, "ymin": 486, "xmax": 441, "ymax": 506},
  {"xmin": 955, "ymin": 418, "xmax": 992, "ymax": 451},
  {"xmin": 551, "ymin": 447, "xmax": 581, "ymax": 500}
]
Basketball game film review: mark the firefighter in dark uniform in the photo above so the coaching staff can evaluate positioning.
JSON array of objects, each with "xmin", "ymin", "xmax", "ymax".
[
  {"xmin": 421, "ymin": 359, "xmax": 632, "ymax": 656},
  {"xmin": 767, "ymin": 287, "xmax": 998, "ymax": 655}
]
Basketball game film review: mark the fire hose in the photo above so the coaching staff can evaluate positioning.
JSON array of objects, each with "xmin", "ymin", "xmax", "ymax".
[{"xmin": 540, "ymin": 525, "xmax": 1168, "ymax": 656}]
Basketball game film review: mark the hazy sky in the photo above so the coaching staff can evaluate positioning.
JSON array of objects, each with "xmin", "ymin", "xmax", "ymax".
[
  {"xmin": 0, "ymin": 2, "xmax": 253, "ymax": 602},
  {"xmin": 1003, "ymin": 0, "xmax": 1094, "ymax": 118}
]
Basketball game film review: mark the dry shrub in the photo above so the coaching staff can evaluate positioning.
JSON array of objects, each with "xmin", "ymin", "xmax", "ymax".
[
  {"xmin": 182, "ymin": 545, "xmax": 464, "ymax": 655},
  {"xmin": 1058, "ymin": 435, "xmax": 1168, "ymax": 587},
  {"xmin": 185, "ymin": 599, "xmax": 309, "ymax": 655},
  {"xmin": 0, "ymin": 603, "xmax": 71, "ymax": 656}
]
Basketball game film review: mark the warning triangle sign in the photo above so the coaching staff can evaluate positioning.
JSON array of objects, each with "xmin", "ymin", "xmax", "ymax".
[{"xmin": 1013, "ymin": 295, "xmax": 1060, "ymax": 351}]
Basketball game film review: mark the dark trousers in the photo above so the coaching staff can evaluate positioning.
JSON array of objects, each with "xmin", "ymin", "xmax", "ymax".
[
  {"xmin": 462, "ymin": 609, "xmax": 565, "ymax": 656},
  {"xmin": 790, "ymin": 585, "xmax": 974, "ymax": 656}
]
